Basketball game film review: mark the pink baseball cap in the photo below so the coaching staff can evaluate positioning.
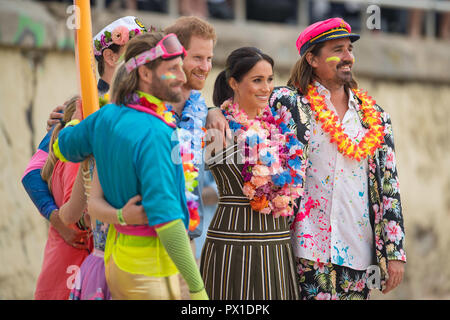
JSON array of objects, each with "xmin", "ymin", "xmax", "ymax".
[{"xmin": 296, "ymin": 18, "xmax": 360, "ymax": 56}]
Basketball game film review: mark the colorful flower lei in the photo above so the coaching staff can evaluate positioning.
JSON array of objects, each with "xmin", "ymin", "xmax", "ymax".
[
  {"xmin": 168, "ymin": 91, "xmax": 208, "ymax": 231},
  {"xmin": 131, "ymin": 91, "xmax": 176, "ymax": 125},
  {"xmin": 99, "ymin": 93, "xmax": 110, "ymax": 108},
  {"xmin": 305, "ymin": 84, "xmax": 385, "ymax": 162},
  {"xmin": 130, "ymin": 91, "xmax": 202, "ymax": 230},
  {"xmin": 221, "ymin": 99, "xmax": 305, "ymax": 218}
]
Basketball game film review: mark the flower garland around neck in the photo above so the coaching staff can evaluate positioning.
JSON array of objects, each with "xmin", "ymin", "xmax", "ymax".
[
  {"xmin": 167, "ymin": 91, "xmax": 208, "ymax": 231},
  {"xmin": 221, "ymin": 99, "xmax": 305, "ymax": 218},
  {"xmin": 130, "ymin": 91, "xmax": 176, "ymax": 125},
  {"xmin": 305, "ymin": 84, "xmax": 385, "ymax": 162}
]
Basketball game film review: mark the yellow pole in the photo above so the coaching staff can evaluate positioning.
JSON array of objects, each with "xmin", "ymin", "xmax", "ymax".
[{"xmin": 74, "ymin": 0, "xmax": 99, "ymax": 118}]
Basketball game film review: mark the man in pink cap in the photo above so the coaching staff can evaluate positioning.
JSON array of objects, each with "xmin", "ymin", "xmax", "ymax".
[{"xmin": 268, "ymin": 17, "xmax": 406, "ymax": 300}]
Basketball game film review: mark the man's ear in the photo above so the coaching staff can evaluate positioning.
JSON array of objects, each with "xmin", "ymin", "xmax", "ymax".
[
  {"xmin": 138, "ymin": 65, "xmax": 152, "ymax": 85},
  {"xmin": 103, "ymin": 48, "xmax": 119, "ymax": 68},
  {"xmin": 306, "ymin": 52, "xmax": 319, "ymax": 68}
]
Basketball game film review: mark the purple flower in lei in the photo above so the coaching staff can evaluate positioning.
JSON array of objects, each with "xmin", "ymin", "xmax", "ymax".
[
  {"xmin": 100, "ymin": 34, "xmax": 107, "ymax": 47},
  {"xmin": 126, "ymin": 92, "xmax": 140, "ymax": 105},
  {"xmin": 242, "ymin": 162, "xmax": 252, "ymax": 182}
]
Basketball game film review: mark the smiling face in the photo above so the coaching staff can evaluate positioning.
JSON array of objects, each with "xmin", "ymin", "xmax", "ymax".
[
  {"xmin": 150, "ymin": 56, "xmax": 187, "ymax": 102},
  {"xmin": 229, "ymin": 59, "xmax": 274, "ymax": 115},
  {"xmin": 182, "ymin": 36, "xmax": 214, "ymax": 91},
  {"xmin": 308, "ymin": 37, "xmax": 355, "ymax": 87}
]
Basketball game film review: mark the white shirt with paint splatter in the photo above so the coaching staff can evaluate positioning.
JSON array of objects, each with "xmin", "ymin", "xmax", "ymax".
[{"xmin": 291, "ymin": 82, "xmax": 374, "ymax": 271}]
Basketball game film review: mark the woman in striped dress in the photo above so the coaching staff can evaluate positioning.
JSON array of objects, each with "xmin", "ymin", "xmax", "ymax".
[{"xmin": 200, "ymin": 47, "xmax": 302, "ymax": 300}]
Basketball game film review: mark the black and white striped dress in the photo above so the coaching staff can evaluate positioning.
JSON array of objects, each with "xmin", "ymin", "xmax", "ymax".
[{"xmin": 200, "ymin": 143, "xmax": 299, "ymax": 300}]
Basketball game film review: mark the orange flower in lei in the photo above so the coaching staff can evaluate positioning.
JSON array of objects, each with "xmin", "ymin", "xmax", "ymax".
[{"xmin": 305, "ymin": 84, "xmax": 385, "ymax": 162}]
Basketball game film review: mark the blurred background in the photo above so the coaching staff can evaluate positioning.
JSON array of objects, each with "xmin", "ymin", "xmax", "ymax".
[{"xmin": 0, "ymin": 0, "xmax": 449, "ymax": 300}]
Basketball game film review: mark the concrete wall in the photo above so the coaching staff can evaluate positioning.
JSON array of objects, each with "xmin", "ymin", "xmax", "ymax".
[
  {"xmin": 0, "ymin": 0, "xmax": 449, "ymax": 299},
  {"xmin": 0, "ymin": 47, "xmax": 78, "ymax": 299}
]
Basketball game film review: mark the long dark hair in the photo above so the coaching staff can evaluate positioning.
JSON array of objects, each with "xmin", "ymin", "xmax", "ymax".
[{"xmin": 213, "ymin": 47, "xmax": 274, "ymax": 107}]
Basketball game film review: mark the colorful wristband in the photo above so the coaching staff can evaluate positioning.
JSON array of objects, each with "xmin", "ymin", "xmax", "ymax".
[
  {"xmin": 53, "ymin": 138, "xmax": 68, "ymax": 162},
  {"xmin": 65, "ymin": 119, "xmax": 81, "ymax": 127},
  {"xmin": 49, "ymin": 209, "xmax": 59, "ymax": 221},
  {"xmin": 117, "ymin": 208, "xmax": 126, "ymax": 226},
  {"xmin": 52, "ymin": 120, "xmax": 80, "ymax": 162}
]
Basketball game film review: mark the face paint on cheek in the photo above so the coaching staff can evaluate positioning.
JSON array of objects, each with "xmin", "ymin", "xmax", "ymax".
[
  {"xmin": 325, "ymin": 56, "xmax": 341, "ymax": 63},
  {"xmin": 161, "ymin": 72, "xmax": 177, "ymax": 80}
]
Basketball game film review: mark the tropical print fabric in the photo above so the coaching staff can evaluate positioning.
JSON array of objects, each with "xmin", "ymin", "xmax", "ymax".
[
  {"xmin": 269, "ymin": 86, "xmax": 406, "ymax": 291},
  {"xmin": 296, "ymin": 258, "xmax": 371, "ymax": 300}
]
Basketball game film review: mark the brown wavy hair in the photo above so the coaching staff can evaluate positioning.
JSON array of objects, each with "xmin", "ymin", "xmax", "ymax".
[
  {"xmin": 41, "ymin": 96, "xmax": 79, "ymax": 192},
  {"xmin": 164, "ymin": 16, "xmax": 217, "ymax": 49}
]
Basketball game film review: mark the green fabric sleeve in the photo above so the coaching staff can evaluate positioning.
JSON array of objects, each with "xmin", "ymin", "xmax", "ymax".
[{"xmin": 156, "ymin": 219, "xmax": 208, "ymax": 300}]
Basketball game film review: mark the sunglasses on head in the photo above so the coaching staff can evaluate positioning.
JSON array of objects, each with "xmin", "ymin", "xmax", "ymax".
[{"xmin": 125, "ymin": 33, "xmax": 187, "ymax": 73}]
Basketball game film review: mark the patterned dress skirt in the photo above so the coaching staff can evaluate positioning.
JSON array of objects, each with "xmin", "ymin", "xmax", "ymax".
[
  {"xmin": 200, "ymin": 145, "xmax": 299, "ymax": 300},
  {"xmin": 69, "ymin": 159, "xmax": 111, "ymax": 300},
  {"xmin": 69, "ymin": 222, "xmax": 111, "ymax": 300}
]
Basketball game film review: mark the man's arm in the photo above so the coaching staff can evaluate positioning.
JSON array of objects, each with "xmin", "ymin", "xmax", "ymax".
[
  {"xmin": 21, "ymin": 130, "xmax": 58, "ymax": 220},
  {"xmin": 46, "ymin": 105, "xmax": 65, "ymax": 132},
  {"xmin": 26, "ymin": 101, "xmax": 66, "ymax": 217},
  {"xmin": 206, "ymin": 108, "xmax": 230, "ymax": 148},
  {"xmin": 57, "ymin": 162, "xmax": 86, "ymax": 226},
  {"xmin": 136, "ymin": 125, "xmax": 207, "ymax": 299},
  {"xmin": 21, "ymin": 129, "xmax": 89, "ymax": 248},
  {"xmin": 56, "ymin": 112, "xmax": 97, "ymax": 163},
  {"xmin": 381, "ymin": 112, "xmax": 406, "ymax": 260},
  {"xmin": 88, "ymin": 166, "xmax": 148, "ymax": 225},
  {"xmin": 379, "ymin": 111, "xmax": 406, "ymax": 294}
]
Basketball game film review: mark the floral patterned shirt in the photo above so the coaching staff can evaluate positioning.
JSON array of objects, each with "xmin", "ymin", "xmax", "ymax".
[
  {"xmin": 269, "ymin": 84, "xmax": 406, "ymax": 290},
  {"xmin": 292, "ymin": 82, "xmax": 373, "ymax": 270}
]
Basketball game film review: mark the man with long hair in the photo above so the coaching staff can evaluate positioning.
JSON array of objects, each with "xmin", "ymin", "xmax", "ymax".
[
  {"xmin": 53, "ymin": 32, "xmax": 208, "ymax": 300},
  {"xmin": 206, "ymin": 17, "xmax": 406, "ymax": 300},
  {"xmin": 22, "ymin": 17, "xmax": 147, "ymax": 300},
  {"xmin": 22, "ymin": 16, "xmax": 147, "ymax": 251},
  {"xmin": 269, "ymin": 18, "xmax": 406, "ymax": 300}
]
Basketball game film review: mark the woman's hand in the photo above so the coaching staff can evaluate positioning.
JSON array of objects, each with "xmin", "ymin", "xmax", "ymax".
[
  {"xmin": 50, "ymin": 210, "xmax": 89, "ymax": 249},
  {"xmin": 122, "ymin": 195, "xmax": 148, "ymax": 225}
]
